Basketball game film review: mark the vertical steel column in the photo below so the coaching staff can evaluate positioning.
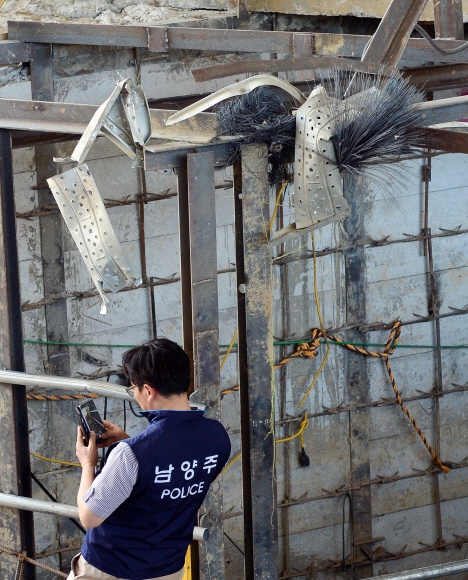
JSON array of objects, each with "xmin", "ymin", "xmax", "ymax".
[
  {"xmin": 343, "ymin": 175, "xmax": 373, "ymax": 579},
  {"xmin": 187, "ymin": 151, "xmax": 225, "ymax": 580},
  {"xmin": 434, "ymin": 0, "xmax": 464, "ymax": 39},
  {"xmin": 0, "ymin": 129, "xmax": 36, "ymax": 580},
  {"xmin": 234, "ymin": 144, "xmax": 278, "ymax": 579},
  {"xmin": 30, "ymin": 43, "xmax": 70, "ymax": 377},
  {"xmin": 176, "ymin": 162, "xmax": 200, "ymax": 580}
]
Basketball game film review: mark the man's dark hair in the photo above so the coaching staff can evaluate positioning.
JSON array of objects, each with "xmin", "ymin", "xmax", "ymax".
[{"xmin": 122, "ymin": 338, "xmax": 190, "ymax": 397}]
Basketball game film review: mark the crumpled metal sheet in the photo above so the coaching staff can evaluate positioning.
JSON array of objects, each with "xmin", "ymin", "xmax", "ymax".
[
  {"xmin": 54, "ymin": 78, "xmax": 151, "ymax": 168},
  {"xmin": 47, "ymin": 163, "xmax": 140, "ymax": 311}
]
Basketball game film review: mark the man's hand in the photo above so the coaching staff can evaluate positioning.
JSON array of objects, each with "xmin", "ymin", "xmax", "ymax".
[
  {"xmin": 76, "ymin": 427, "xmax": 98, "ymax": 468},
  {"xmin": 99, "ymin": 419, "xmax": 130, "ymax": 448}
]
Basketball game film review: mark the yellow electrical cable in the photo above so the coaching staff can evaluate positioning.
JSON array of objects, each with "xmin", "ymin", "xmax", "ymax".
[
  {"xmin": 269, "ymin": 180, "xmax": 289, "ymax": 233},
  {"xmin": 30, "ymin": 452, "xmax": 81, "ymax": 468},
  {"xmin": 223, "ymin": 413, "xmax": 309, "ymax": 473},
  {"xmin": 275, "ymin": 413, "xmax": 308, "ymax": 443},
  {"xmin": 298, "ymin": 231, "xmax": 330, "ymax": 408},
  {"xmin": 222, "ymin": 452, "xmax": 241, "ymax": 473},
  {"xmin": 220, "ymin": 329, "xmax": 238, "ymax": 372}
]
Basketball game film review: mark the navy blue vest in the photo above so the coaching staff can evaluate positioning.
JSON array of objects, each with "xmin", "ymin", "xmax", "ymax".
[{"xmin": 82, "ymin": 409, "xmax": 231, "ymax": 580}]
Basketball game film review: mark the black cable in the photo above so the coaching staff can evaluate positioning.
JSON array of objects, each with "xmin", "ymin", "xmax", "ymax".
[
  {"xmin": 123, "ymin": 399, "xmax": 127, "ymax": 432},
  {"xmin": 128, "ymin": 400, "xmax": 143, "ymax": 418},
  {"xmin": 223, "ymin": 531, "xmax": 244, "ymax": 557},
  {"xmin": 415, "ymin": 23, "xmax": 468, "ymax": 55},
  {"xmin": 31, "ymin": 473, "xmax": 86, "ymax": 534}
]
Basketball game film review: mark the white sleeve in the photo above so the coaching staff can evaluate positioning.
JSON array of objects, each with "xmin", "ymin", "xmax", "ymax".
[{"xmin": 83, "ymin": 442, "xmax": 138, "ymax": 519}]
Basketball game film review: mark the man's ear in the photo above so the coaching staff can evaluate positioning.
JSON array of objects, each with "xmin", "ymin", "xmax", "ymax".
[{"xmin": 143, "ymin": 383, "xmax": 157, "ymax": 398}]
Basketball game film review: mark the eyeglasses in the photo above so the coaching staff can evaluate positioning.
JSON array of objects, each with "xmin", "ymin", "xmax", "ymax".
[{"xmin": 125, "ymin": 385, "xmax": 135, "ymax": 397}]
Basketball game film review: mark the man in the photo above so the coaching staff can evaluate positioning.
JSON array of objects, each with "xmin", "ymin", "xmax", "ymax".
[{"xmin": 68, "ymin": 338, "xmax": 231, "ymax": 580}]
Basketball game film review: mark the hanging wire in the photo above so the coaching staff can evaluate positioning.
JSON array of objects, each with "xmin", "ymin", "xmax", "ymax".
[{"xmin": 298, "ymin": 232, "xmax": 330, "ymax": 408}]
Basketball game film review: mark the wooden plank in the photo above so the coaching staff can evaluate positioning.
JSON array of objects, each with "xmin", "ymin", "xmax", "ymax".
[
  {"xmin": 0, "ymin": 128, "xmax": 36, "ymax": 580},
  {"xmin": 8, "ymin": 20, "xmax": 153, "ymax": 48},
  {"xmin": 235, "ymin": 144, "xmax": 278, "ymax": 579},
  {"xmin": 187, "ymin": 151, "xmax": 225, "ymax": 580},
  {"xmin": 0, "ymin": 40, "xmax": 30, "ymax": 65}
]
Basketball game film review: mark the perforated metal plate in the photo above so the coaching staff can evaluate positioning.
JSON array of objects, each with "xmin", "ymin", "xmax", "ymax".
[
  {"xmin": 47, "ymin": 163, "xmax": 140, "ymax": 307},
  {"xmin": 294, "ymin": 86, "xmax": 350, "ymax": 230}
]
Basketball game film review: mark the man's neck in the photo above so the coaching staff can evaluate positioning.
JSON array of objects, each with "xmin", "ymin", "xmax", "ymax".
[{"xmin": 150, "ymin": 393, "xmax": 191, "ymax": 411}]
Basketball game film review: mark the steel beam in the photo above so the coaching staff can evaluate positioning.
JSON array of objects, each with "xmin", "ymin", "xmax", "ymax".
[
  {"xmin": 192, "ymin": 56, "xmax": 394, "ymax": 83},
  {"xmin": 0, "ymin": 129, "xmax": 35, "ymax": 580},
  {"xmin": 235, "ymin": 144, "xmax": 278, "ymax": 579},
  {"xmin": 343, "ymin": 174, "xmax": 372, "ymax": 579},
  {"xmin": 187, "ymin": 151, "xmax": 225, "ymax": 580},
  {"xmin": 403, "ymin": 63, "xmax": 468, "ymax": 91},
  {"xmin": 418, "ymin": 94, "xmax": 468, "ymax": 125},
  {"xmin": 0, "ymin": 40, "xmax": 30, "ymax": 65},
  {"xmin": 434, "ymin": 0, "xmax": 464, "ymax": 40},
  {"xmin": 420, "ymin": 128, "xmax": 468, "ymax": 153},
  {"xmin": 8, "ymin": 20, "xmax": 468, "ymax": 63},
  {"xmin": 363, "ymin": 557, "xmax": 468, "ymax": 580},
  {"xmin": 361, "ymin": 0, "xmax": 429, "ymax": 67}
]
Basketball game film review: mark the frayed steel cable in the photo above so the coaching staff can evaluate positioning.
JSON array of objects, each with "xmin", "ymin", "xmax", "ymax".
[
  {"xmin": 275, "ymin": 321, "xmax": 452, "ymax": 473},
  {"xmin": 414, "ymin": 23, "xmax": 468, "ymax": 55}
]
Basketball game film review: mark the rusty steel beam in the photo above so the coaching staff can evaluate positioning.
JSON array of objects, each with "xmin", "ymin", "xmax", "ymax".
[
  {"xmin": 191, "ymin": 56, "xmax": 395, "ymax": 83},
  {"xmin": 235, "ymin": 144, "xmax": 278, "ymax": 579},
  {"xmin": 434, "ymin": 0, "xmax": 464, "ymax": 40},
  {"xmin": 0, "ymin": 129, "xmax": 36, "ymax": 580},
  {"xmin": 8, "ymin": 20, "xmax": 165, "ymax": 50},
  {"xmin": 0, "ymin": 40, "xmax": 30, "ymax": 65},
  {"xmin": 187, "ymin": 151, "xmax": 225, "ymax": 580},
  {"xmin": 420, "ymin": 128, "xmax": 468, "ymax": 153},
  {"xmin": 361, "ymin": 0, "xmax": 429, "ymax": 67},
  {"xmin": 7, "ymin": 20, "xmax": 468, "ymax": 63},
  {"xmin": 403, "ymin": 63, "xmax": 468, "ymax": 91}
]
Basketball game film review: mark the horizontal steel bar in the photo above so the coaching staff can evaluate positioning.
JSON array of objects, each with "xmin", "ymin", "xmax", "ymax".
[
  {"xmin": 0, "ymin": 40, "xmax": 30, "ymax": 65},
  {"xmin": 419, "ymin": 94, "xmax": 468, "ymax": 125},
  {"xmin": 0, "ymin": 369, "xmax": 132, "ymax": 400},
  {"xmin": 403, "ymin": 63, "xmax": 468, "ymax": 92},
  {"xmin": 8, "ymin": 20, "xmax": 468, "ymax": 63},
  {"xmin": 362, "ymin": 558, "xmax": 468, "ymax": 580},
  {"xmin": 0, "ymin": 493, "xmax": 208, "ymax": 540},
  {"xmin": 8, "ymin": 20, "xmax": 151, "ymax": 48},
  {"xmin": 191, "ymin": 56, "xmax": 393, "ymax": 83},
  {"xmin": 0, "ymin": 98, "xmax": 218, "ymax": 141}
]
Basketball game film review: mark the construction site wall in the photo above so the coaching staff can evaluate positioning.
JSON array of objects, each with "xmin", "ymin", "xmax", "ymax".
[{"xmin": 3, "ymin": 19, "xmax": 468, "ymax": 580}]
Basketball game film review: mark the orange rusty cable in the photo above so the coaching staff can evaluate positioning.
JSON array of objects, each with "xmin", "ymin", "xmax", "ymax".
[
  {"xmin": 27, "ymin": 393, "xmax": 100, "ymax": 401},
  {"xmin": 0, "ymin": 544, "xmax": 67, "ymax": 578},
  {"xmin": 275, "ymin": 321, "xmax": 451, "ymax": 473}
]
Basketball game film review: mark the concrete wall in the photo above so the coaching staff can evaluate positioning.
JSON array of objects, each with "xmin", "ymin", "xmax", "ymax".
[{"xmin": 4, "ymin": 37, "xmax": 468, "ymax": 580}]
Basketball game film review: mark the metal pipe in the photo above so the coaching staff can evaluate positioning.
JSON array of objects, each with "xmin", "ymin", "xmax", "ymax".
[
  {"xmin": 0, "ymin": 493, "xmax": 209, "ymax": 542},
  {"xmin": 363, "ymin": 558, "xmax": 468, "ymax": 580},
  {"xmin": 0, "ymin": 369, "xmax": 132, "ymax": 400}
]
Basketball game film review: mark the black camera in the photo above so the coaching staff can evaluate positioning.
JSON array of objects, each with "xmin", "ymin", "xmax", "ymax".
[{"xmin": 76, "ymin": 399, "xmax": 106, "ymax": 445}]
